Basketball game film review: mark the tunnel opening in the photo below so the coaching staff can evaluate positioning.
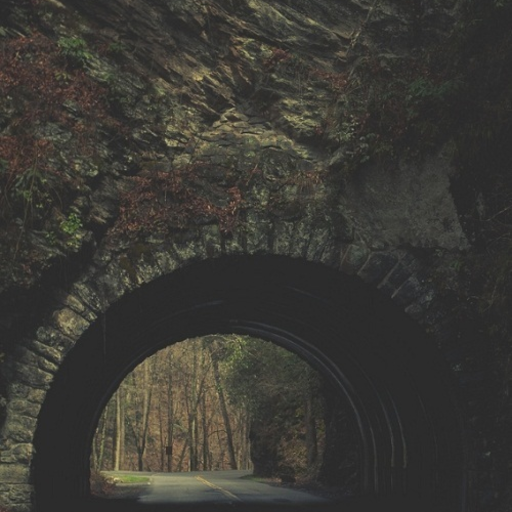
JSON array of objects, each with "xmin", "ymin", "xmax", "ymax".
[
  {"xmin": 33, "ymin": 255, "xmax": 465, "ymax": 512},
  {"xmin": 88, "ymin": 334, "xmax": 360, "ymax": 506}
]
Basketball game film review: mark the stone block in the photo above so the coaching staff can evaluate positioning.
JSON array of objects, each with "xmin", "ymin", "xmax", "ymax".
[
  {"xmin": 200, "ymin": 225, "xmax": 224, "ymax": 259},
  {"xmin": 0, "ymin": 444, "xmax": 34, "ymax": 464},
  {"xmin": 270, "ymin": 221, "xmax": 295, "ymax": 256},
  {"xmin": 35, "ymin": 326, "xmax": 75, "ymax": 355},
  {"xmin": 243, "ymin": 216, "xmax": 272, "ymax": 255},
  {"xmin": 95, "ymin": 263, "xmax": 135, "ymax": 304},
  {"xmin": 404, "ymin": 302, "xmax": 425, "ymax": 321},
  {"xmin": 220, "ymin": 231, "xmax": 245, "ymax": 256},
  {"xmin": 339, "ymin": 243, "xmax": 369, "ymax": 275},
  {"xmin": 23, "ymin": 340, "xmax": 62, "ymax": 366},
  {"xmin": 16, "ymin": 347, "xmax": 58, "ymax": 375},
  {"xmin": 7, "ymin": 502, "xmax": 32, "ymax": 512},
  {"xmin": 8, "ymin": 384, "xmax": 30, "ymax": 400},
  {"xmin": 6, "ymin": 484, "xmax": 33, "ymax": 504},
  {"xmin": 52, "ymin": 290, "xmax": 89, "ymax": 316},
  {"xmin": 2, "ymin": 417, "xmax": 37, "ymax": 444},
  {"xmin": 392, "ymin": 276, "xmax": 424, "ymax": 307},
  {"xmin": 0, "ymin": 464, "xmax": 30, "ymax": 484},
  {"xmin": 377, "ymin": 259, "xmax": 414, "ymax": 295},
  {"xmin": 318, "ymin": 239, "xmax": 339, "ymax": 267},
  {"xmin": 153, "ymin": 247, "xmax": 182, "ymax": 274},
  {"xmin": 357, "ymin": 252, "xmax": 399, "ymax": 284},
  {"xmin": 52, "ymin": 308, "xmax": 90, "ymax": 338},
  {"xmin": 0, "ymin": 484, "xmax": 33, "ymax": 512},
  {"xmin": 133, "ymin": 256, "xmax": 162, "ymax": 285},
  {"xmin": 289, "ymin": 219, "xmax": 312, "ymax": 259},
  {"xmin": 8, "ymin": 399, "xmax": 41, "ymax": 420},
  {"xmin": 26, "ymin": 388, "xmax": 46, "ymax": 405},
  {"xmin": 306, "ymin": 226, "xmax": 332, "ymax": 262},
  {"xmin": 172, "ymin": 235, "xmax": 207, "ymax": 262},
  {"xmin": 15, "ymin": 363, "xmax": 54, "ymax": 389},
  {"xmin": 70, "ymin": 282, "xmax": 104, "ymax": 313}
]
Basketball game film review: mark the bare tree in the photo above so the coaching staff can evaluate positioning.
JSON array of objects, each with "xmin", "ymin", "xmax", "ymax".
[
  {"xmin": 205, "ymin": 337, "xmax": 237, "ymax": 470},
  {"xmin": 113, "ymin": 388, "xmax": 125, "ymax": 471},
  {"xmin": 125, "ymin": 358, "xmax": 154, "ymax": 471},
  {"xmin": 92, "ymin": 334, "xmax": 332, "ymax": 483}
]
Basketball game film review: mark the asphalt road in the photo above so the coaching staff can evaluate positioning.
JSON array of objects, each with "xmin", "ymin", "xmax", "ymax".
[
  {"xmin": 130, "ymin": 469, "xmax": 331, "ymax": 506},
  {"xmin": 91, "ymin": 471, "xmax": 440, "ymax": 512}
]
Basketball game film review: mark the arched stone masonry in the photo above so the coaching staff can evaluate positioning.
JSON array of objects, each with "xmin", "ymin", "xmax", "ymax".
[{"xmin": 0, "ymin": 225, "xmax": 462, "ymax": 512}]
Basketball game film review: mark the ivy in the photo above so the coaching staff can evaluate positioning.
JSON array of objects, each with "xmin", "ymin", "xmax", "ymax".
[
  {"xmin": 57, "ymin": 37, "xmax": 93, "ymax": 68},
  {"xmin": 60, "ymin": 212, "xmax": 83, "ymax": 250}
]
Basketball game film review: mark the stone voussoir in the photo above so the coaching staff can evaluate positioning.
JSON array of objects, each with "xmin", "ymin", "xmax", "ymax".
[
  {"xmin": 52, "ymin": 307, "xmax": 90, "ymax": 339},
  {"xmin": 339, "ymin": 243, "xmax": 370, "ymax": 275},
  {"xmin": 14, "ymin": 362, "xmax": 54, "ymax": 390},
  {"xmin": 69, "ymin": 281, "xmax": 106, "ymax": 314},
  {"xmin": 91, "ymin": 261, "xmax": 137, "ymax": 305},
  {"xmin": 35, "ymin": 326, "xmax": 76, "ymax": 355},
  {"xmin": 52, "ymin": 289, "xmax": 96, "ymax": 322},
  {"xmin": 152, "ymin": 247, "xmax": 184, "ymax": 275},
  {"xmin": 357, "ymin": 251, "xmax": 401, "ymax": 285},
  {"xmin": 200, "ymin": 224, "xmax": 225, "ymax": 259},
  {"xmin": 21, "ymin": 340, "xmax": 64, "ymax": 367},
  {"xmin": 0, "ymin": 483, "xmax": 33, "ymax": 504},
  {"xmin": 0, "ymin": 443, "xmax": 34, "ymax": 464},
  {"xmin": 391, "ymin": 275, "xmax": 427, "ymax": 307},
  {"xmin": 7, "ymin": 399, "xmax": 41, "ymax": 422}
]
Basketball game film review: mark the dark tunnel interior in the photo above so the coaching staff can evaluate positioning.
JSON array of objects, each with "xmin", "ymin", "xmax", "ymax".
[{"xmin": 33, "ymin": 255, "xmax": 466, "ymax": 512}]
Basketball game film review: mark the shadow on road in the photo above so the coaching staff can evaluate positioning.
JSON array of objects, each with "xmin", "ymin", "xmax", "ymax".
[{"xmin": 76, "ymin": 495, "xmax": 443, "ymax": 512}]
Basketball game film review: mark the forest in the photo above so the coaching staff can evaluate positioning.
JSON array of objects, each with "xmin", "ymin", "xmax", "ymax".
[{"xmin": 90, "ymin": 335, "xmax": 358, "ymax": 493}]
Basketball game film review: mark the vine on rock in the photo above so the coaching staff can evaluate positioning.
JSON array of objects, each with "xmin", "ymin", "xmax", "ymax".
[
  {"xmin": 0, "ymin": 30, "xmax": 123, "ymax": 287},
  {"xmin": 113, "ymin": 163, "xmax": 244, "ymax": 238},
  {"xmin": 0, "ymin": 33, "xmax": 109, "ymax": 222}
]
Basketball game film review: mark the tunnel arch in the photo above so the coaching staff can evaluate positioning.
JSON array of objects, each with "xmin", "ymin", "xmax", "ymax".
[{"xmin": 33, "ymin": 255, "xmax": 465, "ymax": 511}]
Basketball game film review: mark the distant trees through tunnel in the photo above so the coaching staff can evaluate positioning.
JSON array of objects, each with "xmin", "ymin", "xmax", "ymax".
[{"xmin": 90, "ymin": 335, "xmax": 359, "ymax": 498}]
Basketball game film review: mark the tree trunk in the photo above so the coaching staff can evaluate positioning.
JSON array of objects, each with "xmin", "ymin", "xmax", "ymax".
[
  {"xmin": 188, "ymin": 413, "xmax": 199, "ymax": 471},
  {"xmin": 200, "ymin": 393, "xmax": 210, "ymax": 470},
  {"xmin": 166, "ymin": 349, "xmax": 175, "ymax": 472},
  {"xmin": 207, "ymin": 340, "xmax": 238, "ymax": 470},
  {"xmin": 177, "ymin": 437, "xmax": 189, "ymax": 472},
  {"xmin": 187, "ymin": 347, "xmax": 199, "ymax": 471},
  {"xmin": 124, "ymin": 359, "xmax": 154, "ymax": 472},
  {"xmin": 304, "ymin": 385, "xmax": 318, "ymax": 467},
  {"xmin": 158, "ymin": 400, "xmax": 165, "ymax": 471},
  {"xmin": 239, "ymin": 408, "xmax": 251, "ymax": 470},
  {"xmin": 114, "ymin": 389, "xmax": 124, "ymax": 471},
  {"xmin": 95, "ymin": 402, "xmax": 110, "ymax": 470},
  {"xmin": 138, "ymin": 359, "xmax": 153, "ymax": 471}
]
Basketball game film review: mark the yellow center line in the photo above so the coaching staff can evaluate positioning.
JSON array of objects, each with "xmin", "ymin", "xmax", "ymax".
[{"xmin": 195, "ymin": 475, "xmax": 242, "ymax": 502}]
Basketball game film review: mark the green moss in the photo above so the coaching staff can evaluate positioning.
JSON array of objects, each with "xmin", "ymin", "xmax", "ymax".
[
  {"xmin": 57, "ymin": 37, "xmax": 93, "ymax": 67},
  {"xmin": 59, "ymin": 212, "xmax": 83, "ymax": 250}
]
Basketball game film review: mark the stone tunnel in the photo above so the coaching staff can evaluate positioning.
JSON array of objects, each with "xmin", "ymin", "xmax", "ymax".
[{"xmin": 0, "ymin": 1, "xmax": 511, "ymax": 511}]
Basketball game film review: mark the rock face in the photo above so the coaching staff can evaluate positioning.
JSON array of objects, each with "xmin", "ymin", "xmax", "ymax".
[
  {"xmin": 0, "ymin": 0, "xmax": 461, "ymax": 294},
  {"xmin": 341, "ymin": 148, "xmax": 468, "ymax": 250},
  {"xmin": 0, "ymin": 1, "xmax": 511, "ymax": 511}
]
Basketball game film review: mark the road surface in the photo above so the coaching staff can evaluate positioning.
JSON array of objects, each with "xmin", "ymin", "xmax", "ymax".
[
  {"xmin": 94, "ymin": 471, "xmax": 435, "ymax": 512},
  {"xmin": 104, "ymin": 469, "xmax": 332, "ymax": 507},
  {"xmin": 132, "ymin": 469, "xmax": 331, "ymax": 506}
]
